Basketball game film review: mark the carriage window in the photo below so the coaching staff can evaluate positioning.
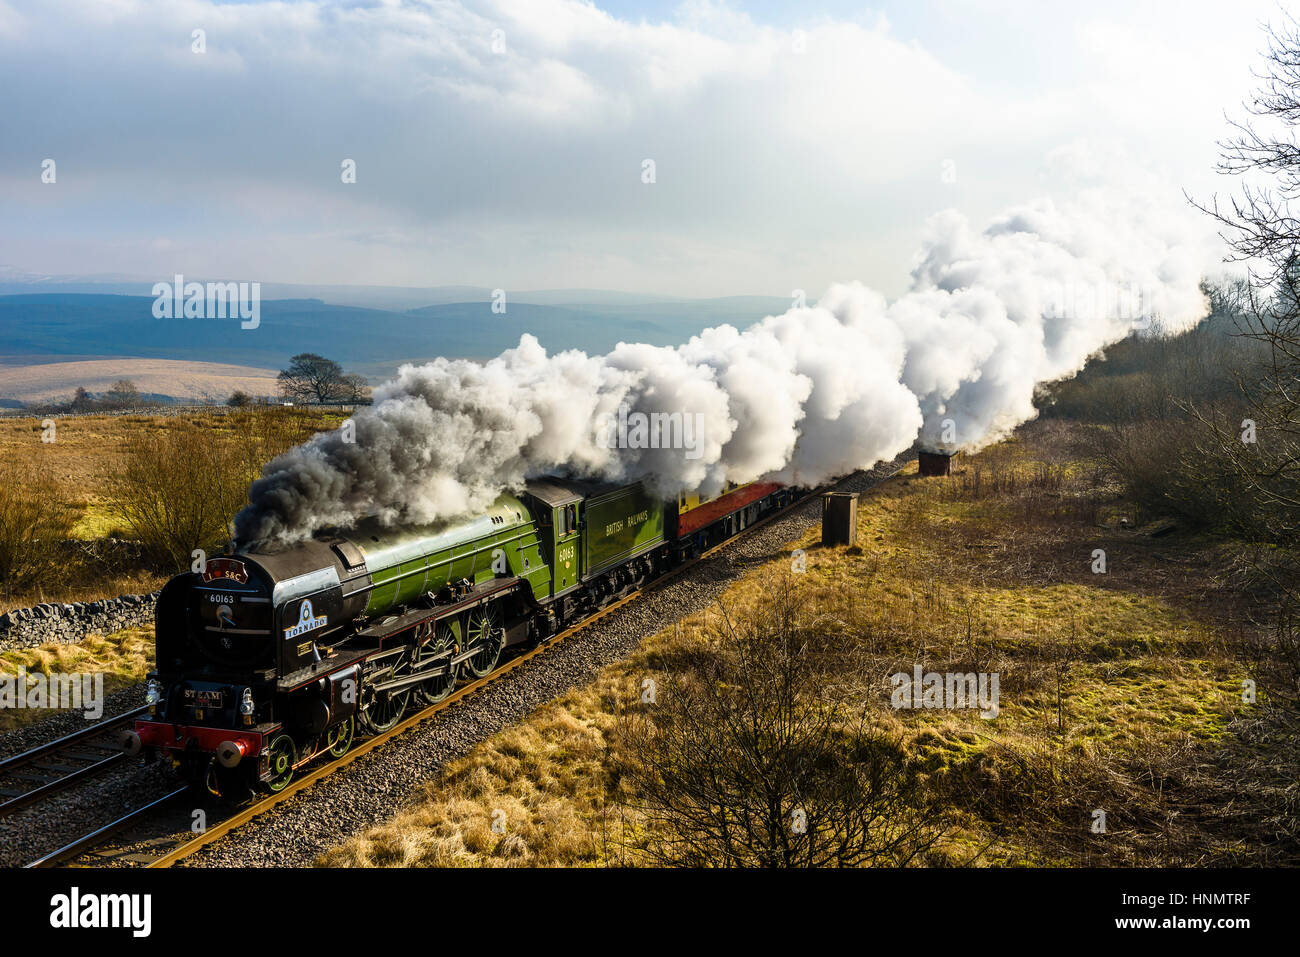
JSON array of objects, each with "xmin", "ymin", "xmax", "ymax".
[{"xmin": 565, "ymin": 504, "xmax": 577, "ymax": 534}]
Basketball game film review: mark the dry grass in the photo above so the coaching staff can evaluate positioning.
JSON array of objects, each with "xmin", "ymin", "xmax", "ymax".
[
  {"xmin": 0, "ymin": 409, "xmax": 344, "ymax": 540},
  {"xmin": 322, "ymin": 421, "xmax": 1290, "ymax": 868},
  {"xmin": 0, "ymin": 456, "xmax": 81, "ymax": 593},
  {"xmin": 0, "ymin": 408, "xmax": 345, "ymax": 608},
  {"xmin": 0, "ymin": 626, "xmax": 153, "ymax": 730},
  {"xmin": 1, "ymin": 570, "xmax": 170, "ymax": 615},
  {"xmin": 321, "ymin": 700, "xmax": 613, "ymax": 867}
]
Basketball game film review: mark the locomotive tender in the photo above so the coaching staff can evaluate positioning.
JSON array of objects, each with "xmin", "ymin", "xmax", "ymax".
[{"xmin": 125, "ymin": 477, "xmax": 795, "ymax": 794}]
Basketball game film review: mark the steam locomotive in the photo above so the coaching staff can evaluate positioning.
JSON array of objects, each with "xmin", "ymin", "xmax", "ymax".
[{"xmin": 123, "ymin": 477, "xmax": 796, "ymax": 795}]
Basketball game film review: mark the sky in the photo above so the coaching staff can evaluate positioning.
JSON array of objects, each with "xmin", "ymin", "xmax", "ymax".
[{"xmin": 0, "ymin": 0, "xmax": 1286, "ymax": 297}]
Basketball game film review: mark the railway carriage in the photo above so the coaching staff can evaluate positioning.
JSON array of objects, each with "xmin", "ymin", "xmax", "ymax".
[{"xmin": 125, "ymin": 477, "xmax": 798, "ymax": 795}]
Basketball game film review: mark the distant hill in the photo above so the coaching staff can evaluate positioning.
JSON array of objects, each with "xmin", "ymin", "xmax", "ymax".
[
  {"xmin": 0, "ymin": 274, "xmax": 787, "ymax": 314},
  {"xmin": 0, "ymin": 357, "xmax": 280, "ymax": 407},
  {"xmin": 0, "ymin": 292, "xmax": 792, "ymax": 384}
]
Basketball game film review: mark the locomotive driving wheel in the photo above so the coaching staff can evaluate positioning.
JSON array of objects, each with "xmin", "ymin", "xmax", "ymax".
[
  {"xmin": 460, "ymin": 603, "xmax": 505, "ymax": 679},
  {"xmin": 325, "ymin": 715, "xmax": 356, "ymax": 758},
  {"xmin": 415, "ymin": 620, "xmax": 457, "ymax": 705},
  {"xmin": 265, "ymin": 734, "xmax": 297, "ymax": 793},
  {"xmin": 360, "ymin": 657, "xmax": 411, "ymax": 734}
]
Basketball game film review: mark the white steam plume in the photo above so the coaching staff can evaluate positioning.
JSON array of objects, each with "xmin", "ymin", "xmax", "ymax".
[{"xmin": 234, "ymin": 179, "xmax": 1213, "ymax": 547}]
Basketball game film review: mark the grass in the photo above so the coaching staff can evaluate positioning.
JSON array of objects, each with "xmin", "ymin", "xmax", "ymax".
[
  {"xmin": 323, "ymin": 701, "xmax": 612, "ymax": 866},
  {"xmin": 320, "ymin": 420, "xmax": 1288, "ymax": 868},
  {"xmin": 0, "ymin": 626, "xmax": 153, "ymax": 730},
  {"xmin": 1, "ymin": 571, "xmax": 169, "ymax": 615},
  {"xmin": 0, "ymin": 408, "xmax": 346, "ymax": 611},
  {"xmin": 0, "ymin": 410, "xmax": 347, "ymax": 538}
]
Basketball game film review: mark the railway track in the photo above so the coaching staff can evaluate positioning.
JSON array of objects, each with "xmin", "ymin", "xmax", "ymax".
[
  {"xmin": 0, "ymin": 705, "xmax": 149, "ymax": 819},
  {"xmin": 26, "ymin": 470, "xmax": 897, "ymax": 869},
  {"xmin": 24, "ymin": 787, "xmax": 189, "ymax": 867},
  {"xmin": 30, "ymin": 523, "xmax": 774, "ymax": 868}
]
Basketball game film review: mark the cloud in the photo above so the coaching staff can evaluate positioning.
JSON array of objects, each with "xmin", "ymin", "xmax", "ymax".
[{"xmin": 0, "ymin": 0, "xmax": 1265, "ymax": 293}]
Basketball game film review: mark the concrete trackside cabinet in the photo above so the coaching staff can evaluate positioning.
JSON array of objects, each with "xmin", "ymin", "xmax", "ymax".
[{"xmin": 821, "ymin": 492, "xmax": 859, "ymax": 547}]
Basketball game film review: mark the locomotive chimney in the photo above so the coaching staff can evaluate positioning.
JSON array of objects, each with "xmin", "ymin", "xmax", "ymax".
[{"xmin": 821, "ymin": 491, "xmax": 859, "ymax": 547}]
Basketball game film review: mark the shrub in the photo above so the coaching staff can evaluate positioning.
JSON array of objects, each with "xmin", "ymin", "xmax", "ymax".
[
  {"xmin": 613, "ymin": 581, "xmax": 939, "ymax": 867},
  {"xmin": 107, "ymin": 422, "xmax": 251, "ymax": 569},
  {"xmin": 1086, "ymin": 408, "xmax": 1253, "ymax": 531},
  {"xmin": 0, "ymin": 457, "xmax": 81, "ymax": 595}
]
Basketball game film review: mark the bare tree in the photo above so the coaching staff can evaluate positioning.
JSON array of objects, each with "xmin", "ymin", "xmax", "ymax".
[
  {"xmin": 277, "ymin": 353, "xmax": 347, "ymax": 404},
  {"xmin": 70, "ymin": 386, "xmax": 94, "ymax": 413},
  {"xmin": 103, "ymin": 378, "xmax": 142, "ymax": 410},
  {"xmin": 339, "ymin": 372, "xmax": 371, "ymax": 403},
  {"xmin": 1192, "ymin": 14, "xmax": 1300, "ymax": 589},
  {"xmin": 613, "ymin": 581, "xmax": 940, "ymax": 867}
]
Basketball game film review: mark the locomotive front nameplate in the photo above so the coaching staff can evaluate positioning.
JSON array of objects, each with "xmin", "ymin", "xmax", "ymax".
[
  {"xmin": 284, "ymin": 599, "xmax": 328, "ymax": 640},
  {"xmin": 201, "ymin": 558, "xmax": 249, "ymax": 585}
]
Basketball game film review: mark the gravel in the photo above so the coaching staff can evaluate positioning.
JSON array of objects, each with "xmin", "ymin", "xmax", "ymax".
[
  {"xmin": 0, "ymin": 683, "xmax": 177, "ymax": 867},
  {"xmin": 0, "ymin": 685, "xmax": 145, "ymax": 762}
]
